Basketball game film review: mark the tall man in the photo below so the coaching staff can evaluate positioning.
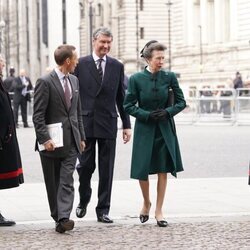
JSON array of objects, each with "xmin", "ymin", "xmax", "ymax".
[
  {"xmin": 75, "ymin": 27, "xmax": 131, "ymax": 223},
  {"xmin": 33, "ymin": 45, "xmax": 86, "ymax": 233},
  {"xmin": 13, "ymin": 69, "xmax": 33, "ymax": 128}
]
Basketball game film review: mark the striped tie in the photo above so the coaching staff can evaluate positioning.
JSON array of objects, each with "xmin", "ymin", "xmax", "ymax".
[{"xmin": 97, "ymin": 58, "xmax": 103, "ymax": 82}]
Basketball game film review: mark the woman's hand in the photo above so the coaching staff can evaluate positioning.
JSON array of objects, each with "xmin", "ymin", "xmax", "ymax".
[{"xmin": 149, "ymin": 110, "xmax": 169, "ymax": 121}]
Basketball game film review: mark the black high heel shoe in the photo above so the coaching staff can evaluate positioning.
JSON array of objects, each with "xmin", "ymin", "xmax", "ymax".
[
  {"xmin": 139, "ymin": 214, "xmax": 149, "ymax": 223},
  {"xmin": 139, "ymin": 203, "xmax": 151, "ymax": 223},
  {"xmin": 155, "ymin": 218, "xmax": 168, "ymax": 227}
]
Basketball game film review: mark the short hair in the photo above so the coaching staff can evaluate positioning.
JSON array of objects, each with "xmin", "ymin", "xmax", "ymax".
[
  {"xmin": 141, "ymin": 42, "xmax": 167, "ymax": 60},
  {"xmin": 10, "ymin": 67, "xmax": 15, "ymax": 73},
  {"xmin": 54, "ymin": 45, "xmax": 76, "ymax": 66},
  {"xmin": 92, "ymin": 27, "xmax": 113, "ymax": 40}
]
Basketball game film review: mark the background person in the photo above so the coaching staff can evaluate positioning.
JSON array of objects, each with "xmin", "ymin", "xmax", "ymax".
[
  {"xmin": 33, "ymin": 45, "xmax": 86, "ymax": 233},
  {"xmin": 123, "ymin": 41, "xmax": 186, "ymax": 227},
  {"xmin": 74, "ymin": 27, "xmax": 131, "ymax": 223},
  {"xmin": 233, "ymin": 71, "xmax": 243, "ymax": 89},
  {"xmin": 3, "ymin": 66, "xmax": 15, "ymax": 94},
  {"xmin": 13, "ymin": 69, "xmax": 33, "ymax": 128},
  {"xmin": 0, "ymin": 55, "xmax": 24, "ymax": 226}
]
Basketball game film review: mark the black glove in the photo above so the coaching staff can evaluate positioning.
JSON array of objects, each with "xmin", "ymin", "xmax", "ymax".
[
  {"xmin": 149, "ymin": 109, "xmax": 169, "ymax": 121},
  {"xmin": 149, "ymin": 111, "xmax": 159, "ymax": 121},
  {"xmin": 155, "ymin": 109, "xmax": 169, "ymax": 121}
]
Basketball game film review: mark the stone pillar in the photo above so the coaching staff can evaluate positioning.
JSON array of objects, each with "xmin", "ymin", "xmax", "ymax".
[
  {"xmin": 200, "ymin": 0, "xmax": 208, "ymax": 44},
  {"xmin": 184, "ymin": 0, "xmax": 195, "ymax": 45},
  {"xmin": 214, "ymin": 0, "xmax": 222, "ymax": 42},
  {"xmin": 229, "ymin": 0, "xmax": 237, "ymax": 41}
]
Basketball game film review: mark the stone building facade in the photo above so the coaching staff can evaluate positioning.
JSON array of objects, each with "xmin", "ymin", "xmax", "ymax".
[
  {"xmin": 0, "ymin": 0, "xmax": 250, "ymax": 89},
  {"xmin": 0, "ymin": 0, "xmax": 80, "ymax": 82}
]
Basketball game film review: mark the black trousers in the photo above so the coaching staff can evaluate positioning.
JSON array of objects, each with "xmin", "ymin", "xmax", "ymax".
[
  {"xmin": 77, "ymin": 137, "xmax": 116, "ymax": 216},
  {"xmin": 13, "ymin": 96, "xmax": 28, "ymax": 125}
]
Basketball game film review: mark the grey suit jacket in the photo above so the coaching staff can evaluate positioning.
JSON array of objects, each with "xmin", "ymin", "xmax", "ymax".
[{"xmin": 33, "ymin": 70, "xmax": 85, "ymax": 158}]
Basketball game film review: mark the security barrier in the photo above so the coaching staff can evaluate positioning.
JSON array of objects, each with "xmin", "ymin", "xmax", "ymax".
[
  {"xmin": 175, "ymin": 88, "xmax": 250, "ymax": 125},
  {"xmin": 8, "ymin": 88, "xmax": 250, "ymax": 126},
  {"xmin": 235, "ymin": 88, "xmax": 250, "ymax": 125}
]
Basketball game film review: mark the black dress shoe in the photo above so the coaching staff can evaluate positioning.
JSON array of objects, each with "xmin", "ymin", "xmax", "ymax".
[
  {"xmin": 76, "ymin": 204, "xmax": 87, "ymax": 218},
  {"xmin": 97, "ymin": 214, "xmax": 113, "ymax": 223},
  {"xmin": 0, "ymin": 213, "xmax": 16, "ymax": 226},
  {"xmin": 55, "ymin": 218, "xmax": 74, "ymax": 233},
  {"xmin": 156, "ymin": 219, "xmax": 168, "ymax": 227},
  {"xmin": 23, "ymin": 124, "xmax": 30, "ymax": 128}
]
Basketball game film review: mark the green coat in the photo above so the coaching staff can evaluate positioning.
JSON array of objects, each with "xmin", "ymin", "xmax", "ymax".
[{"xmin": 123, "ymin": 69, "xmax": 186, "ymax": 180}]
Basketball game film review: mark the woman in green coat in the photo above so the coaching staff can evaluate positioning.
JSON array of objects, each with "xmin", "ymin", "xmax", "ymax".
[{"xmin": 123, "ymin": 41, "xmax": 186, "ymax": 227}]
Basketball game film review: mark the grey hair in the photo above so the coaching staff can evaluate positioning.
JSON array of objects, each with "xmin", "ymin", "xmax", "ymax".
[
  {"xmin": 142, "ymin": 42, "xmax": 167, "ymax": 60},
  {"xmin": 92, "ymin": 27, "xmax": 113, "ymax": 40}
]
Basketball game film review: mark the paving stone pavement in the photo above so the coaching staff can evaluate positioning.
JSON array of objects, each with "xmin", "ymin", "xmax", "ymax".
[{"xmin": 0, "ymin": 217, "xmax": 250, "ymax": 250}]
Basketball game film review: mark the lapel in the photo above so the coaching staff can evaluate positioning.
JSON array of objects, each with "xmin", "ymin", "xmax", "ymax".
[
  {"xmin": 50, "ymin": 70, "xmax": 68, "ymax": 111},
  {"xmin": 68, "ymin": 74, "xmax": 77, "ymax": 112},
  {"xmin": 102, "ymin": 56, "xmax": 112, "ymax": 84},
  {"xmin": 86, "ymin": 56, "xmax": 102, "ymax": 85}
]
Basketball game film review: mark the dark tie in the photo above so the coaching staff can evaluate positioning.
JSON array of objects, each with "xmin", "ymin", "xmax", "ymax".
[
  {"xmin": 63, "ymin": 76, "xmax": 71, "ymax": 109},
  {"xmin": 97, "ymin": 58, "xmax": 103, "ymax": 82}
]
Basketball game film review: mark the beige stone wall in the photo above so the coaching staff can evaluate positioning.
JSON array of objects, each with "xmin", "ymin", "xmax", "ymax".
[
  {"xmin": 1, "ymin": 0, "xmax": 250, "ymax": 87},
  {"xmin": 81, "ymin": 0, "xmax": 250, "ymax": 89}
]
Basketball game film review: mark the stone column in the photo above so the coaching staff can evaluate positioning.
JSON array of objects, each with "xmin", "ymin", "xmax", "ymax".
[
  {"xmin": 214, "ymin": 0, "xmax": 222, "ymax": 42},
  {"xmin": 200, "ymin": 0, "xmax": 208, "ymax": 44},
  {"xmin": 229, "ymin": 0, "xmax": 237, "ymax": 41}
]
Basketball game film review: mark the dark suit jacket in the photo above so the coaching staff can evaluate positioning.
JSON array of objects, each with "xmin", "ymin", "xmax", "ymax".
[
  {"xmin": 13, "ymin": 76, "xmax": 33, "ymax": 103},
  {"xmin": 74, "ymin": 55, "xmax": 131, "ymax": 139},
  {"xmin": 33, "ymin": 70, "xmax": 86, "ymax": 158}
]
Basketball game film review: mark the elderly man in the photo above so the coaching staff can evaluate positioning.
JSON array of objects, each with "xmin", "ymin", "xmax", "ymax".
[{"xmin": 74, "ymin": 27, "xmax": 131, "ymax": 223}]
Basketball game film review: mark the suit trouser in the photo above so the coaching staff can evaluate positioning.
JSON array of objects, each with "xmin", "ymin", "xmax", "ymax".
[
  {"xmin": 39, "ymin": 144, "xmax": 77, "ymax": 222},
  {"xmin": 77, "ymin": 138, "xmax": 116, "ymax": 216},
  {"xmin": 13, "ymin": 96, "xmax": 28, "ymax": 125}
]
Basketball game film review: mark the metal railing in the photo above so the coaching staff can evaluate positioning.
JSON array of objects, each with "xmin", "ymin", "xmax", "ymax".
[
  {"xmin": 175, "ymin": 88, "xmax": 250, "ymax": 125},
  {"xmin": 8, "ymin": 88, "xmax": 250, "ymax": 126}
]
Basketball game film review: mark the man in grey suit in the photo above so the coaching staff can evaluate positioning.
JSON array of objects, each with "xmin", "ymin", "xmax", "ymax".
[
  {"xmin": 33, "ymin": 45, "xmax": 86, "ymax": 233},
  {"xmin": 74, "ymin": 27, "xmax": 131, "ymax": 223}
]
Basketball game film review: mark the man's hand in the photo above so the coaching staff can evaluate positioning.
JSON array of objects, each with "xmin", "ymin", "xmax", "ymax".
[
  {"xmin": 123, "ymin": 129, "xmax": 132, "ymax": 144},
  {"xmin": 80, "ymin": 141, "xmax": 86, "ymax": 153},
  {"xmin": 44, "ymin": 140, "xmax": 56, "ymax": 151}
]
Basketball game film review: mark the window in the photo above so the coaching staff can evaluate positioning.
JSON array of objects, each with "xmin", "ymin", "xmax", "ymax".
[
  {"xmin": 79, "ymin": 2, "xmax": 84, "ymax": 19},
  {"xmin": 37, "ymin": 0, "xmax": 41, "ymax": 60},
  {"xmin": 42, "ymin": 0, "xmax": 48, "ymax": 47},
  {"xmin": 140, "ymin": 0, "xmax": 144, "ymax": 11},
  {"xmin": 62, "ymin": 0, "xmax": 66, "ymax": 44},
  {"xmin": 140, "ymin": 27, "xmax": 144, "ymax": 39},
  {"xmin": 26, "ymin": 0, "xmax": 30, "ymax": 62}
]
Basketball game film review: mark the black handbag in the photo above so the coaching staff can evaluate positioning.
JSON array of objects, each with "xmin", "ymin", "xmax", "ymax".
[
  {"xmin": 248, "ymin": 162, "xmax": 250, "ymax": 185},
  {"xmin": 167, "ymin": 87, "xmax": 174, "ymax": 107}
]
